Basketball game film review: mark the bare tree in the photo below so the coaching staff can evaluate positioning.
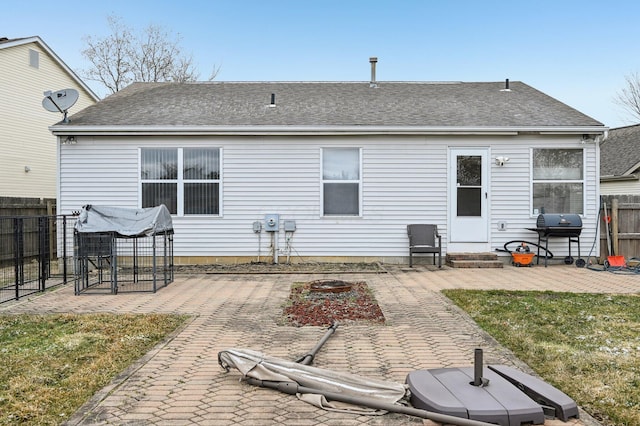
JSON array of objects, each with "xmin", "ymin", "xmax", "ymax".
[
  {"xmin": 131, "ymin": 23, "xmax": 198, "ymax": 83},
  {"xmin": 82, "ymin": 15, "xmax": 218, "ymax": 95},
  {"xmin": 82, "ymin": 16, "xmax": 134, "ymax": 94},
  {"xmin": 614, "ymin": 71, "xmax": 640, "ymax": 122}
]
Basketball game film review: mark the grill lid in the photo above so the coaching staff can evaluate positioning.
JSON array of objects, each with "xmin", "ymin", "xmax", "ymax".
[
  {"xmin": 536, "ymin": 214, "xmax": 582, "ymax": 229},
  {"xmin": 534, "ymin": 214, "xmax": 583, "ymax": 237}
]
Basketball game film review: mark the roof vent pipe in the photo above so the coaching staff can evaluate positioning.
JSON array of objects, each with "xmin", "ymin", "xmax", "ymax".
[
  {"xmin": 269, "ymin": 93, "xmax": 276, "ymax": 107},
  {"xmin": 505, "ymin": 78, "xmax": 509, "ymax": 90},
  {"xmin": 369, "ymin": 57, "xmax": 378, "ymax": 88}
]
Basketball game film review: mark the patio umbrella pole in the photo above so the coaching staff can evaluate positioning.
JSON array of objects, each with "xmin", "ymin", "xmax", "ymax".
[
  {"xmin": 295, "ymin": 321, "xmax": 339, "ymax": 365},
  {"xmin": 244, "ymin": 377, "xmax": 495, "ymax": 426}
]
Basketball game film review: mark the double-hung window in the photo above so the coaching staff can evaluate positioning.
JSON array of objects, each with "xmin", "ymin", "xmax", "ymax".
[
  {"xmin": 141, "ymin": 148, "xmax": 220, "ymax": 215},
  {"xmin": 322, "ymin": 147, "xmax": 361, "ymax": 216},
  {"xmin": 532, "ymin": 148, "xmax": 583, "ymax": 215}
]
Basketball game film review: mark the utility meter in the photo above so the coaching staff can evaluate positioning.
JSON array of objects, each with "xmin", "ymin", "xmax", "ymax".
[{"xmin": 264, "ymin": 214, "xmax": 279, "ymax": 232}]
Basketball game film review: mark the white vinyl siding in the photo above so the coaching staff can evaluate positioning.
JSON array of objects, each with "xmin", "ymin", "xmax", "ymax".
[
  {"xmin": 59, "ymin": 138, "xmax": 140, "ymax": 210},
  {"xmin": 58, "ymin": 134, "xmax": 599, "ymax": 261},
  {"xmin": 490, "ymin": 137, "xmax": 598, "ymax": 259}
]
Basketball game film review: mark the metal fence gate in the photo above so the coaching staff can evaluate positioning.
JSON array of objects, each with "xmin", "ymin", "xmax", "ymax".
[{"xmin": 0, "ymin": 215, "xmax": 76, "ymax": 304}]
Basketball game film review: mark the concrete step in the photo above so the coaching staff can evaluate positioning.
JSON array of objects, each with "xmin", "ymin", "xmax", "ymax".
[
  {"xmin": 446, "ymin": 252, "xmax": 503, "ymax": 268},
  {"xmin": 447, "ymin": 259, "xmax": 504, "ymax": 269}
]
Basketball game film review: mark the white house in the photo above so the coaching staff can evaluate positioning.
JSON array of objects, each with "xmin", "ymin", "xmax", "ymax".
[
  {"xmin": 600, "ymin": 124, "xmax": 640, "ymax": 195},
  {"xmin": 0, "ymin": 36, "xmax": 98, "ymax": 199},
  {"xmin": 50, "ymin": 72, "xmax": 606, "ymax": 265}
]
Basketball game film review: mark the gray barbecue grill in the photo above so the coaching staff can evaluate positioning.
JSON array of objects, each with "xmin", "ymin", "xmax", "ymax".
[{"xmin": 528, "ymin": 214, "xmax": 583, "ymax": 267}]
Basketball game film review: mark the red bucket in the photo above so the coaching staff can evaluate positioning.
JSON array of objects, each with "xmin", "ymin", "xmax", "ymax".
[{"xmin": 606, "ymin": 256, "xmax": 626, "ymax": 268}]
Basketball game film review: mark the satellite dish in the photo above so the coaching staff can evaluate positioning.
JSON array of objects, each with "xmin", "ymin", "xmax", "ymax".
[{"xmin": 42, "ymin": 89, "xmax": 79, "ymax": 123}]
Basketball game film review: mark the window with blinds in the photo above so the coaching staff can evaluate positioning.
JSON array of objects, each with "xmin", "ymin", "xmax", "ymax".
[{"xmin": 141, "ymin": 148, "xmax": 220, "ymax": 215}]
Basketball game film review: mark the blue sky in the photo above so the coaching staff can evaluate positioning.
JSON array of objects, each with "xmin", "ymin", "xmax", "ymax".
[{"xmin": 3, "ymin": 0, "xmax": 639, "ymax": 128}]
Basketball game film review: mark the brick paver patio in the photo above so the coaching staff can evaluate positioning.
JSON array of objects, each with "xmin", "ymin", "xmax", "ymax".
[{"xmin": 3, "ymin": 264, "xmax": 637, "ymax": 425}]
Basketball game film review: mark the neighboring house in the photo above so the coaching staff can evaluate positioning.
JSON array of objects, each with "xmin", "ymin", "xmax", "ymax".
[
  {"xmin": 0, "ymin": 36, "xmax": 98, "ymax": 199},
  {"xmin": 600, "ymin": 124, "xmax": 640, "ymax": 195},
  {"xmin": 50, "ymin": 75, "xmax": 606, "ymax": 265}
]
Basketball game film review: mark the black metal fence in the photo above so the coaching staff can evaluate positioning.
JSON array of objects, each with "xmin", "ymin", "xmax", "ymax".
[{"xmin": 0, "ymin": 215, "xmax": 76, "ymax": 304}]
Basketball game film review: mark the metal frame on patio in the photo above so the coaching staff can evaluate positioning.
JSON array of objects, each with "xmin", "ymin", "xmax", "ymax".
[{"xmin": 74, "ymin": 230, "xmax": 174, "ymax": 295}]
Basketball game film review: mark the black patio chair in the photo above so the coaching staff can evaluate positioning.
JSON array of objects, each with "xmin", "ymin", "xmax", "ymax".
[{"xmin": 407, "ymin": 224, "xmax": 442, "ymax": 268}]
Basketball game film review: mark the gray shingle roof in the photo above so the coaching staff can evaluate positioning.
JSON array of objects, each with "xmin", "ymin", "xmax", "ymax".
[
  {"xmin": 600, "ymin": 124, "xmax": 640, "ymax": 176},
  {"xmin": 62, "ymin": 81, "xmax": 603, "ymax": 129}
]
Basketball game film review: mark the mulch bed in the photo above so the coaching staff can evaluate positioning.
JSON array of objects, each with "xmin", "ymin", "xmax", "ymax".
[
  {"xmin": 174, "ymin": 262, "xmax": 385, "ymax": 274},
  {"xmin": 282, "ymin": 280, "xmax": 386, "ymax": 327}
]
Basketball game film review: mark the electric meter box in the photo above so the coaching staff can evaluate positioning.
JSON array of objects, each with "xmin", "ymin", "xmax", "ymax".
[{"xmin": 264, "ymin": 214, "xmax": 279, "ymax": 232}]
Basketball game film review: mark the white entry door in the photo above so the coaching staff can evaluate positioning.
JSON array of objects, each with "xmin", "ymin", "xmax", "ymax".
[{"xmin": 449, "ymin": 148, "xmax": 489, "ymax": 243}]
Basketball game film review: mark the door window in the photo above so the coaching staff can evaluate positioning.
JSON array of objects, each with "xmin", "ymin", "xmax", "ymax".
[{"xmin": 457, "ymin": 155, "xmax": 482, "ymax": 216}]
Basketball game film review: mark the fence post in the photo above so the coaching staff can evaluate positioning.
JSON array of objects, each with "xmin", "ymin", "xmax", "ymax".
[
  {"xmin": 152, "ymin": 235, "xmax": 157, "ymax": 292},
  {"xmin": 13, "ymin": 217, "xmax": 23, "ymax": 299},
  {"xmin": 612, "ymin": 198, "xmax": 619, "ymax": 256},
  {"xmin": 62, "ymin": 216, "xmax": 68, "ymax": 282},
  {"xmin": 39, "ymin": 216, "xmax": 46, "ymax": 291},
  {"xmin": 47, "ymin": 201, "xmax": 55, "ymax": 264},
  {"xmin": 111, "ymin": 234, "xmax": 118, "ymax": 294}
]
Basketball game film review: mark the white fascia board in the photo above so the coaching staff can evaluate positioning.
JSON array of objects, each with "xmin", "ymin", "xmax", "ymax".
[
  {"xmin": 623, "ymin": 161, "xmax": 640, "ymax": 176},
  {"xmin": 0, "ymin": 36, "xmax": 41, "ymax": 50},
  {"xmin": 51, "ymin": 125, "xmax": 518, "ymax": 136},
  {"xmin": 52, "ymin": 125, "xmax": 604, "ymax": 137},
  {"xmin": 600, "ymin": 174, "xmax": 639, "ymax": 182},
  {"xmin": 538, "ymin": 126, "xmax": 609, "ymax": 135}
]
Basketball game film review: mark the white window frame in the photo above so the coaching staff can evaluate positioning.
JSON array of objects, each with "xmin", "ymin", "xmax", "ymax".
[
  {"xmin": 139, "ymin": 147, "xmax": 222, "ymax": 216},
  {"xmin": 530, "ymin": 148, "xmax": 585, "ymax": 216},
  {"xmin": 320, "ymin": 147, "xmax": 362, "ymax": 217}
]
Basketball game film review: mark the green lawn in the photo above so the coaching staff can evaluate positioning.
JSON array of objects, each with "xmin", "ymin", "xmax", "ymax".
[
  {"xmin": 443, "ymin": 289, "xmax": 640, "ymax": 426},
  {"xmin": 0, "ymin": 313, "xmax": 188, "ymax": 425}
]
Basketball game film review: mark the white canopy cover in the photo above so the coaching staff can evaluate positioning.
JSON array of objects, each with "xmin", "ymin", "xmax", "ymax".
[{"xmin": 75, "ymin": 205, "xmax": 173, "ymax": 237}]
